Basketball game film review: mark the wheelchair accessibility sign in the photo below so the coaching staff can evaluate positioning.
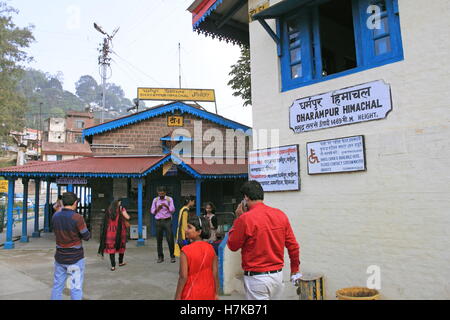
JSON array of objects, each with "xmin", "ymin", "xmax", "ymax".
[{"xmin": 307, "ymin": 135, "xmax": 366, "ymax": 175}]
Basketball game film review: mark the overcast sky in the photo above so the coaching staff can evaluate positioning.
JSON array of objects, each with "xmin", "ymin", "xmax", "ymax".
[{"xmin": 8, "ymin": 0, "xmax": 252, "ymax": 126}]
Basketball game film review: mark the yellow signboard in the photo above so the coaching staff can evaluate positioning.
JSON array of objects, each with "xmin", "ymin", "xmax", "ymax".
[
  {"xmin": 0, "ymin": 180, "xmax": 8, "ymax": 193},
  {"xmin": 138, "ymin": 88, "xmax": 216, "ymax": 102},
  {"xmin": 249, "ymin": 1, "xmax": 270, "ymax": 22},
  {"xmin": 167, "ymin": 115, "xmax": 184, "ymax": 127}
]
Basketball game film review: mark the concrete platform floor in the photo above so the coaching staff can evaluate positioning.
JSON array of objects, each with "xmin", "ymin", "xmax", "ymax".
[{"xmin": 0, "ymin": 233, "xmax": 246, "ymax": 300}]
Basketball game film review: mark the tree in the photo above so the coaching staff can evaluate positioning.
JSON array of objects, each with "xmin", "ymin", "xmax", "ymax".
[
  {"xmin": 227, "ymin": 46, "xmax": 251, "ymax": 107},
  {"xmin": 16, "ymin": 69, "xmax": 85, "ymax": 129},
  {"xmin": 0, "ymin": 2, "xmax": 34, "ymax": 137},
  {"xmin": 75, "ymin": 75, "xmax": 134, "ymax": 117},
  {"xmin": 75, "ymin": 75, "xmax": 99, "ymax": 104}
]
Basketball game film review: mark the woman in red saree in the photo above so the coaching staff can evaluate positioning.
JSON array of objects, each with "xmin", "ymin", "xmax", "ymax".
[
  {"xmin": 98, "ymin": 200, "xmax": 130, "ymax": 271},
  {"xmin": 175, "ymin": 216, "xmax": 219, "ymax": 300}
]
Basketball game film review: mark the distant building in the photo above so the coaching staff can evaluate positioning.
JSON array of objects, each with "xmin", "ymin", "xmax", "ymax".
[
  {"xmin": 41, "ymin": 110, "xmax": 94, "ymax": 161},
  {"xmin": 41, "ymin": 141, "xmax": 92, "ymax": 161},
  {"xmin": 9, "ymin": 128, "xmax": 41, "ymax": 165},
  {"xmin": 65, "ymin": 110, "xmax": 95, "ymax": 144},
  {"xmin": 44, "ymin": 118, "xmax": 65, "ymax": 143}
]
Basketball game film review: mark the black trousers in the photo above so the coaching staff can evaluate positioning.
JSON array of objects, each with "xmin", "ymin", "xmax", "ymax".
[
  {"xmin": 110, "ymin": 253, "xmax": 124, "ymax": 268},
  {"xmin": 156, "ymin": 218, "xmax": 174, "ymax": 259}
]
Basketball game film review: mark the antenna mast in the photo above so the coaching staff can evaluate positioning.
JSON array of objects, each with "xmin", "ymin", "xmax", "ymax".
[
  {"xmin": 94, "ymin": 23, "xmax": 119, "ymax": 123},
  {"xmin": 178, "ymin": 43, "xmax": 182, "ymax": 89}
]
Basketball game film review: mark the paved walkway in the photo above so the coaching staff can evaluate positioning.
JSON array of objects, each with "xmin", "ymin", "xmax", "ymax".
[{"xmin": 0, "ymin": 231, "xmax": 246, "ymax": 300}]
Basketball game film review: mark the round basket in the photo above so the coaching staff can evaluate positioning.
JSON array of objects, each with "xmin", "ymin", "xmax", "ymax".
[{"xmin": 336, "ymin": 287, "xmax": 380, "ymax": 300}]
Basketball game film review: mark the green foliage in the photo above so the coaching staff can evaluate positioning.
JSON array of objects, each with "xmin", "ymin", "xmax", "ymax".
[
  {"xmin": 75, "ymin": 75, "xmax": 134, "ymax": 115},
  {"xmin": 16, "ymin": 69, "xmax": 85, "ymax": 129},
  {"xmin": 75, "ymin": 75, "xmax": 99, "ymax": 104},
  {"xmin": 0, "ymin": 2, "xmax": 35, "ymax": 136},
  {"xmin": 228, "ymin": 46, "xmax": 252, "ymax": 107}
]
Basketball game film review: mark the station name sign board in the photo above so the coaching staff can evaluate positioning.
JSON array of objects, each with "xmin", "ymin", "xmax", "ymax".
[
  {"xmin": 249, "ymin": 145, "xmax": 300, "ymax": 192},
  {"xmin": 56, "ymin": 178, "xmax": 88, "ymax": 185},
  {"xmin": 138, "ymin": 88, "xmax": 216, "ymax": 102},
  {"xmin": 290, "ymin": 80, "xmax": 392, "ymax": 133},
  {"xmin": 307, "ymin": 136, "xmax": 366, "ymax": 174}
]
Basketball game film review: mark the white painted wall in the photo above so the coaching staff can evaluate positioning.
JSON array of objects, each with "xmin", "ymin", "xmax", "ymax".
[
  {"xmin": 48, "ymin": 118, "xmax": 66, "ymax": 143},
  {"xmin": 223, "ymin": 0, "xmax": 450, "ymax": 300}
]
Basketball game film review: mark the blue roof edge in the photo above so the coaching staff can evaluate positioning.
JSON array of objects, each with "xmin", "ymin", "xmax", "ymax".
[
  {"xmin": 1, "ymin": 153, "xmax": 248, "ymax": 180},
  {"xmin": 193, "ymin": 0, "xmax": 224, "ymax": 30}
]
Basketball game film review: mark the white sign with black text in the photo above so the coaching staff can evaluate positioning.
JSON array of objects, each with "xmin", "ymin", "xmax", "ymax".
[
  {"xmin": 290, "ymin": 80, "xmax": 392, "ymax": 133},
  {"xmin": 249, "ymin": 145, "xmax": 300, "ymax": 192},
  {"xmin": 307, "ymin": 136, "xmax": 366, "ymax": 174},
  {"xmin": 56, "ymin": 177, "xmax": 87, "ymax": 185}
]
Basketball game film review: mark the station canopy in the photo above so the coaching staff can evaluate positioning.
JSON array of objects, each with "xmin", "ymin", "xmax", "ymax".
[{"xmin": 187, "ymin": 0, "xmax": 249, "ymax": 46}]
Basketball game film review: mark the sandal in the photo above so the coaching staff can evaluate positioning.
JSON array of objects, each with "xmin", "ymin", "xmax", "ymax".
[
  {"xmin": 119, "ymin": 262, "xmax": 127, "ymax": 267},
  {"xmin": 111, "ymin": 267, "xmax": 116, "ymax": 271}
]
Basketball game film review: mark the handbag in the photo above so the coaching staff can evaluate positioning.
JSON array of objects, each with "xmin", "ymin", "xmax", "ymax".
[{"xmin": 177, "ymin": 208, "xmax": 189, "ymax": 248}]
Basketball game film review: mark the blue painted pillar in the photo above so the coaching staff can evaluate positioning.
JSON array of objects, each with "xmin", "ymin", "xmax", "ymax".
[
  {"xmin": 21, "ymin": 179, "xmax": 29, "ymax": 243},
  {"xmin": 4, "ymin": 178, "xmax": 16, "ymax": 249},
  {"xmin": 57, "ymin": 185, "xmax": 61, "ymax": 197},
  {"xmin": 196, "ymin": 179, "xmax": 202, "ymax": 216},
  {"xmin": 218, "ymin": 232, "xmax": 229, "ymax": 294},
  {"xmin": 67, "ymin": 184, "xmax": 74, "ymax": 192},
  {"xmin": 32, "ymin": 179, "xmax": 41, "ymax": 238},
  {"xmin": 44, "ymin": 181, "xmax": 51, "ymax": 232},
  {"xmin": 137, "ymin": 178, "xmax": 145, "ymax": 247}
]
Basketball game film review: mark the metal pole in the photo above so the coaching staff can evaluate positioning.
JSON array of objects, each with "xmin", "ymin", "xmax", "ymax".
[
  {"xmin": 21, "ymin": 179, "xmax": 29, "ymax": 243},
  {"xmin": 178, "ymin": 42, "xmax": 181, "ymax": 89},
  {"xmin": 137, "ymin": 178, "xmax": 145, "ymax": 247},
  {"xmin": 196, "ymin": 179, "xmax": 202, "ymax": 216},
  {"xmin": 32, "ymin": 179, "xmax": 41, "ymax": 238},
  {"xmin": 102, "ymin": 62, "xmax": 106, "ymax": 123},
  {"xmin": 4, "ymin": 178, "xmax": 16, "ymax": 249},
  {"xmin": 44, "ymin": 181, "xmax": 51, "ymax": 232},
  {"xmin": 39, "ymin": 102, "xmax": 43, "ymax": 160}
]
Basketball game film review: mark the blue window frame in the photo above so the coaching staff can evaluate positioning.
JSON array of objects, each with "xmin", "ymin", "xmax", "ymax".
[
  {"xmin": 281, "ymin": 11, "xmax": 314, "ymax": 87},
  {"xmin": 358, "ymin": 0, "xmax": 403, "ymax": 64},
  {"xmin": 279, "ymin": 0, "xmax": 403, "ymax": 92}
]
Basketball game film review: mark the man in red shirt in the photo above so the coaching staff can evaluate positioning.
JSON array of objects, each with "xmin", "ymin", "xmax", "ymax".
[{"xmin": 227, "ymin": 180, "xmax": 301, "ymax": 300}]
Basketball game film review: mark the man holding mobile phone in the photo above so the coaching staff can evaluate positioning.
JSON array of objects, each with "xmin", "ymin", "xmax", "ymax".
[
  {"xmin": 151, "ymin": 186, "xmax": 176, "ymax": 263},
  {"xmin": 228, "ymin": 180, "xmax": 301, "ymax": 300}
]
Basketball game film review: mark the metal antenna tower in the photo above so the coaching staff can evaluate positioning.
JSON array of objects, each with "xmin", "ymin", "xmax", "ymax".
[
  {"xmin": 94, "ymin": 23, "xmax": 119, "ymax": 123},
  {"xmin": 178, "ymin": 42, "xmax": 182, "ymax": 89}
]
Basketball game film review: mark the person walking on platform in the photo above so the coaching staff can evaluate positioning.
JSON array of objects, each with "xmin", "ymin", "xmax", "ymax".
[
  {"xmin": 51, "ymin": 192, "xmax": 90, "ymax": 300},
  {"xmin": 202, "ymin": 202, "xmax": 218, "ymax": 243},
  {"xmin": 175, "ymin": 216, "xmax": 218, "ymax": 300},
  {"xmin": 98, "ymin": 200, "xmax": 130, "ymax": 271},
  {"xmin": 174, "ymin": 195, "xmax": 195, "ymax": 257},
  {"xmin": 227, "ymin": 180, "xmax": 301, "ymax": 300},
  {"xmin": 151, "ymin": 186, "xmax": 176, "ymax": 263}
]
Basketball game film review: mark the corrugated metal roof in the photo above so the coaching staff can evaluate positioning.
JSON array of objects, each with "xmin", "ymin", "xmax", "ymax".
[
  {"xmin": 0, "ymin": 154, "xmax": 248, "ymax": 179},
  {"xmin": 0, "ymin": 156, "xmax": 167, "ymax": 175}
]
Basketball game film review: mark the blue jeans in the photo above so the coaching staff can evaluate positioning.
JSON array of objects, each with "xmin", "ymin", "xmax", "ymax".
[{"xmin": 51, "ymin": 258, "xmax": 85, "ymax": 300}]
